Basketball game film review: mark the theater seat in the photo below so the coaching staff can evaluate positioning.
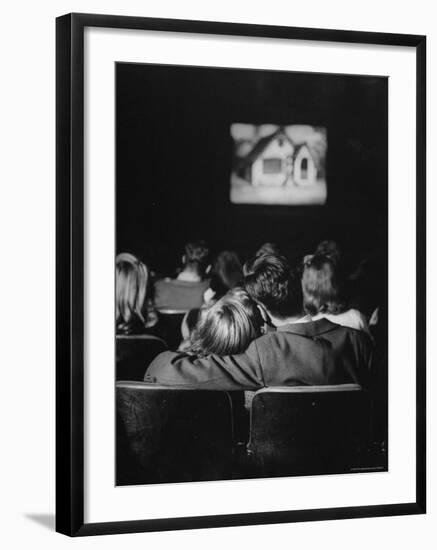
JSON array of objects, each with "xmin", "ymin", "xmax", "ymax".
[
  {"xmin": 156, "ymin": 310, "xmax": 188, "ymax": 349},
  {"xmin": 116, "ymin": 335, "xmax": 168, "ymax": 381},
  {"xmin": 246, "ymin": 384, "xmax": 371, "ymax": 477},
  {"xmin": 116, "ymin": 382, "xmax": 234, "ymax": 485}
]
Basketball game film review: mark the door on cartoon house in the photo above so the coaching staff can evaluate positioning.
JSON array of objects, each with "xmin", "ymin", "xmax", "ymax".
[{"xmin": 284, "ymin": 155, "xmax": 294, "ymax": 185}]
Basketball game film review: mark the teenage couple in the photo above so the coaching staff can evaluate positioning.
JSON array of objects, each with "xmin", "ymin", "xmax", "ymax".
[{"xmin": 145, "ymin": 253, "xmax": 373, "ymax": 390}]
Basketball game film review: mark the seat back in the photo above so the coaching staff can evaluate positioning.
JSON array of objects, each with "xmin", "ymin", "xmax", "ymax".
[
  {"xmin": 116, "ymin": 382, "xmax": 234, "ymax": 485},
  {"xmin": 156, "ymin": 311, "xmax": 187, "ymax": 349},
  {"xmin": 247, "ymin": 384, "xmax": 370, "ymax": 476},
  {"xmin": 116, "ymin": 335, "xmax": 168, "ymax": 381}
]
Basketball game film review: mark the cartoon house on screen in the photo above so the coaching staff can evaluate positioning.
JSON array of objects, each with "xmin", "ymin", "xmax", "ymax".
[{"xmin": 240, "ymin": 129, "xmax": 318, "ymax": 187}]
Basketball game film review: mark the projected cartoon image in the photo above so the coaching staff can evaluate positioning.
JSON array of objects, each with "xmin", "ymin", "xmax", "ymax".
[{"xmin": 230, "ymin": 124, "xmax": 327, "ymax": 205}]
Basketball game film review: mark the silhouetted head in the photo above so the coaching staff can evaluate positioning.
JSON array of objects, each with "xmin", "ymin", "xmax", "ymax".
[
  {"xmin": 255, "ymin": 242, "xmax": 281, "ymax": 258},
  {"xmin": 209, "ymin": 250, "xmax": 243, "ymax": 299},
  {"xmin": 182, "ymin": 241, "xmax": 210, "ymax": 278},
  {"xmin": 243, "ymin": 253, "xmax": 303, "ymax": 320},
  {"xmin": 302, "ymin": 254, "xmax": 347, "ymax": 316},
  {"xmin": 314, "ymin": 240, "xmax": 342, "ymax": 266},
  {"xmin": 116, "ymin": 253, "xmax": 151, "ymax": 333}
]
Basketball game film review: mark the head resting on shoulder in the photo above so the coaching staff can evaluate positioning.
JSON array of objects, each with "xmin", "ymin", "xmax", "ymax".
[{"xmin": 188, "ymin": 288, "xmax": 263, "ymax": 356}]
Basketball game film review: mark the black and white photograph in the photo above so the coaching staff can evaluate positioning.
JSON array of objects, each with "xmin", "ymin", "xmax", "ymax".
[
  {"xmin": 115, "ymin": 62, "xmax": 389, "ymax": 486},
  {"xmin": 1, "ymin": 0, "xmax": 431, "ymax": 544}
]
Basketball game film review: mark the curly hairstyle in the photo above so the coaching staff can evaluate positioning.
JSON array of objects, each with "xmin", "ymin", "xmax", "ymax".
[
  {"xmin": 301, "ymin": 253, "xmax": 347, "ymax": 316},
  {"xmin": 243, "ymin": 253, "xmax": 303, "ymax": 319}
]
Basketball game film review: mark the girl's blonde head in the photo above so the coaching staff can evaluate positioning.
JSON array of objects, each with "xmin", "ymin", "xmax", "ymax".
[
  {"xmin": 116, "ymin": 253, "xmax": 150, "ymax": 334},
  {"xmin": 189, "ymin": 288, "xmax": 263, "ymax": 356}
]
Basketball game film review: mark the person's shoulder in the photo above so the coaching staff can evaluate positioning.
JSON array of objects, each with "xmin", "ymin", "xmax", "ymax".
[
  {"xmin": 145, "ymin": 350, "xmax": 184, "ymax": 376},
  {"xmin": 169, "ymin": 277, "xmax": 207, "ymax": 288},
  {"xmin": 333, "ymin": 308, "xmax": 367, "ymax": 331},
  {"xmin": 338, "ymin": 322, "xmax": 373, "ymax": 347},
  {"xmin": 154, "ymin": 277, "xmax": 174, "ymax": 286},
  {"xmin": 247, "ymin": 330, "xmax": 281, "ymax": 350},
  {"xmin": 345, "ymin": 308, "xmax": 367, "ymax": 321}
]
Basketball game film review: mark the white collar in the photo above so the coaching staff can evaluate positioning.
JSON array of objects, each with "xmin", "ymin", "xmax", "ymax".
[{"xmin": 176, "ymin": 271, "xmax": 202, "ymax": 283}]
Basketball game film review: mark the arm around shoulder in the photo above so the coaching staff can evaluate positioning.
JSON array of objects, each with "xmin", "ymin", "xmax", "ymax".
[{"xmin": 144, "ymin": 343, "xmax": 264, "ymax": 391}]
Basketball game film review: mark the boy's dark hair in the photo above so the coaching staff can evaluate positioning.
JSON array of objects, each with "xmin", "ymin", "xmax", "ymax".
[
  {"xmin": 243, "ymin": 253, "xmax": 303, "ymax": 319},
  {"xmin": 255, "ymin": 242, "xmax": 281, "ymax": 258},
  {"xmin": 184, "ymin": 241, "xmax": 210, "ymax": 276}
]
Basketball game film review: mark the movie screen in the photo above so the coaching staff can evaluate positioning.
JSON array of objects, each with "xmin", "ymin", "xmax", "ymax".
[{"xmin": 230, "ymin": 124, "xmax": 327, "ymax": 205}]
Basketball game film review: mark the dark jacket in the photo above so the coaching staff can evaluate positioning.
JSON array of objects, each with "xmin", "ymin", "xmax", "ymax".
[{"xmin": 144, "ymin": 319, "xmax": 373, "ymax": 390}]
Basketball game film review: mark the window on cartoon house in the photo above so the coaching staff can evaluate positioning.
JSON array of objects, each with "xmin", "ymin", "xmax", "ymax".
[{"xmin": 263, "ymin": 158, "xmax": 282, "ymax": 173}]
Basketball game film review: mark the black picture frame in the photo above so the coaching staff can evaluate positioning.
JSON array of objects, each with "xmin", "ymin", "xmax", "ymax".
[{"xmin": 56, "ymin": 12, "xmax": 426, "ymax": 537}]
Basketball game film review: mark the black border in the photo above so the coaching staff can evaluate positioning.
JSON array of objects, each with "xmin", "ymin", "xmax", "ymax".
[{"xmin": 56, "ymin": 13, "xmax": 426, "ymax": 537}]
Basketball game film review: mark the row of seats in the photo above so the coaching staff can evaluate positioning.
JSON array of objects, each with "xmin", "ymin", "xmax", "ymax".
[
  {"xmin": 116, "ymin": 382, "xmax": 386, "ymax": 485},
  {"xmin": 116, "ymin": 334, "xmax": 168, "ymax": 381},
  {"xmin": 116, "ymin": 312, "xmax": 188, "ymax": 381}
]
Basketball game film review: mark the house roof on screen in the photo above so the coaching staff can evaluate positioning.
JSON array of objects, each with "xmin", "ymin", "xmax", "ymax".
[
  {"xmin": 242, "ymin": 129, "xmax": 294, "ymax": 165},
  {"xmin": 241, "ymin": 129, "xmax": 318, "ymax": 167},
  {"xmin": 293, "ymin": 142, "xmax": 317, "ymax": 162}
]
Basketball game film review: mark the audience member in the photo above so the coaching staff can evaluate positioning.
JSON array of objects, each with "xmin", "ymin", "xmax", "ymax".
[
  {"xmin": 116, "ymin": 253, "xmax": 158, "ymax": 335},
  {"xmin": 303, "ymin": 239, "xmax": 342, "ymax": 269},
  {"xmin": 203, "ymin": 250, "xmax": 243, "ymax": 304},
  {"xmin": 145, "ymin": 253, "xmax": 373, "ymax": 390},
  {"xmin": 255, "ymin": 242, "xmax": 281, "ymax": 258},
  {"xmin": 187, "ymin": 288, "xmax": 263, "ymax": 356},
  {"xmin": 348, "ymin": 247, "xmax": 387, "ymax": 319},
  {"xmin": 302, "ymin": 254, "xmax": 371, "ymax": 336},
  {"xmin": 243, "ymin": 253, "xmax": 308, "ymax": 326},
  {"xmin": 154, "ymin": 241, "xmax": 211, "ymax": 311},
  {"xmin": 314, "ymin": 240, "xmax": 342, "ymax": 265}
]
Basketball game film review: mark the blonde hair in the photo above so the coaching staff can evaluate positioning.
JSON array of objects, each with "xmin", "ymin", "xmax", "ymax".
[
  {"xmin": 116, "ymin": 253, "xmax": 153, "ymax": 334},
  {"xmin": 188, "ymin": 288, "xmax": 263, "ymax": 356}
]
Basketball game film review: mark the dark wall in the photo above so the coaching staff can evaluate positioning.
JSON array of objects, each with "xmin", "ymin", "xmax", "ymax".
[{"xmin": 116, "ymin": 63, "xmax": 388, "ymax": 273}]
